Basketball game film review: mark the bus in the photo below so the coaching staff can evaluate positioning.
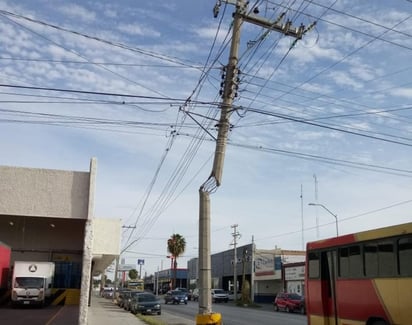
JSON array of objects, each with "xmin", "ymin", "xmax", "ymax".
[
  {"xmin": 305, "ymin": 222, "xmax": 412, "ymax": 325},
  {"xmin": 128, "ymin": 279, "xmax": 144, "ymax": 291}
]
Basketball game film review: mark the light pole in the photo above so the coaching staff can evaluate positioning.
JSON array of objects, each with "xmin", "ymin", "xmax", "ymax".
[{"xmin": 308, "ymin": 203, "xmax": 339, "ymax": 236}]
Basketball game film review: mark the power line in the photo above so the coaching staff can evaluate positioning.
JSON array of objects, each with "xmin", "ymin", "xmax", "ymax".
[
  {"xmin": 245, "ymin": 106, "xmax": 412, "ymax": 147},
  {"xmin": 176, "ymin": 132, "xmax": 412, "ymax": 178},
  {"xmin": 0, "ymin": 83, "xmax": 207, "ymax": 103}
]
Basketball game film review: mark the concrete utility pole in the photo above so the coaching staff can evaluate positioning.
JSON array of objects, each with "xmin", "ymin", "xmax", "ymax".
[
  {"xmin": 196, "ymin": 1, "xmax": 314, "ymax": 324},
  {"xmin": 230, "ymin": 224, "xmax": 241, "ymax": 301},
  {"xmin": 231, "ymin": 225, "xmax": 240, "ymax": 301},
  {"xmin": 250, "ymin": 236, "xmax": 255, "ymax": 303}
]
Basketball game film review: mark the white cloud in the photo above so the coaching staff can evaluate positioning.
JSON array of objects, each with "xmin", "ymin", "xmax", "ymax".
[
  {"xmin": 58, "ymin": 4, "xmax": 96, "ymax": 22},
  {"xmin": 118, "ymin": 23, "xmax": 161, "ymax": 38},
  {"xmin": 390, "ymin": 88, "xmax": 412, "ymax": 99},
  {"xmin": 196, "ymin": 24, "xmax": 230, "ymax": 43},
  {"xmin": 327, "ymin": 70, "xmax": 364, "ymax": 90}
]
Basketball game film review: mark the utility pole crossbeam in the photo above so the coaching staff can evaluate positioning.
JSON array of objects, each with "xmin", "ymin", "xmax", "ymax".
[
  {"xmin": 197, "ymin": 2, "xmax": 313, "ymax": 324},
  {"xmin": 241, "ymin": 13, "xmax": 305, "ymax": 39}
]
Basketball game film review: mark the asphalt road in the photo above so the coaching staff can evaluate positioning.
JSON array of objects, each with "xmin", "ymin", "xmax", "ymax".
[{"xmin": 161, "ymin": 300, "xmax": 307, "ymax": 325}]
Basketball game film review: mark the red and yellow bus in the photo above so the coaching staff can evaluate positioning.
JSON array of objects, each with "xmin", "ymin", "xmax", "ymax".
[{"xmin": 305, "ymin": 222, "xmax": 412, "ymax": 325}]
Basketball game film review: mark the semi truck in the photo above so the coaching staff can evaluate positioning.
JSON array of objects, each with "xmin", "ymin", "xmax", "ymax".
[{"xmin": 11, "ymin": 261, "xmax": 55, "ymax": 306}]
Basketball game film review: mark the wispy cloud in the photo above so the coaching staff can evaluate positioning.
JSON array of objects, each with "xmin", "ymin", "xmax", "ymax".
[
  {"xmin": 57, "ymin": 4, "xmax": 96, "ymax": 22},
  {"xmin": 118, "ymin": 23, "xmax": 161, "ymax": 37}
]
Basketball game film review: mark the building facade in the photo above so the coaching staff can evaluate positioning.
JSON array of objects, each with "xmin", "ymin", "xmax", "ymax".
[
  {"xmin": 152, "ymin": 268, "xmax": 188, "ymax": 293},
  {"xmin": 187, "ymin": 244, "xmax": 305, "ymax": 303},
  {"xmin": 283, "ymin": 262, "xmax": 305, "ymax": 296}
]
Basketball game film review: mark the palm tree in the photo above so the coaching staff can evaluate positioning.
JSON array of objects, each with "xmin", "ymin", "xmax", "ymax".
[{"xmin": 167, "ymin": 233, "xmax": 186, "ymax": 290}]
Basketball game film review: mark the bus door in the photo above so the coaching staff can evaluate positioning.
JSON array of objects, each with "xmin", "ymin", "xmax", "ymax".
[{"xmin": 320, "ymin": 250, "xmax": 338, "ymax": 325}]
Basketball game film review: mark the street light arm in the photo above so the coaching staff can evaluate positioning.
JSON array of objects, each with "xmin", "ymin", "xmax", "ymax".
[
  {"xmin": 316, "ymin": 203, "xmax": 336, "ymax": 218},
  {"xmin": 308, "ymin": 202, "xmax": 339, "ymax": 236}
]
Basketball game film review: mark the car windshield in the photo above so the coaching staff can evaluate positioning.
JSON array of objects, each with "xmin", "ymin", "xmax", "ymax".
[
  {"xmin": 288, "ymin": 294, "xmax": 302, "ymax": 300},
  {"xmin": 213, "ymin": 289, "xmax": 225, "ymax": 294},
  {"xmin": 138, "ymin": 294, "xmax": 157, "ymax": 302},
  {"xmin": 172, "ymin": 291, "xmax": 184, "ymax": 296},
  {"xmin": 15, "ymin": 277, "xmax": 44, "ymax": 288}
]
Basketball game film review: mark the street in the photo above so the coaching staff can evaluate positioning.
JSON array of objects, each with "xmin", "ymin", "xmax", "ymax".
[{"xmin": 160, "ymin": 300, "xmax": 307, "ymax": 325}]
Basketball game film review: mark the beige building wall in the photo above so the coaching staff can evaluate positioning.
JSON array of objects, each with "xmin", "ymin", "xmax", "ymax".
[
  {"xmin": 92, "ymin": 218, "xmax": 121, "ymax": 275},
  {"xmin": 0, "ymin": 165, "xmax": 90, "ymax": 219}
]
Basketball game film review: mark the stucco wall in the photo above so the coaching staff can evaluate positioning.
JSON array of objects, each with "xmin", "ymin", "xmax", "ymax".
[
  {"xmin": 0, "ymin": 165, "xmax": 89, "ymax": 219},
  {"xmin": 93, "ymin": 218, "xmax": 121, "ymax": 255}
]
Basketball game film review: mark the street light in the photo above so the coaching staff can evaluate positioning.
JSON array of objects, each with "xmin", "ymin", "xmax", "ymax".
[{"xmin": 308, "ymin": 203, "xmax": 339, "ymax": 236}]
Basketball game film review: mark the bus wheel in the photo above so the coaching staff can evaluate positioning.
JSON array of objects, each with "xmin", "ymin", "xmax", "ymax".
[{"xmin": 372, "ymin": 321, "xmax": 387, "ymax": 325}]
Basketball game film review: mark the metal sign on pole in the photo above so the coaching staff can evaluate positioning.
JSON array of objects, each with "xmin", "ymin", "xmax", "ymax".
[{"xmin": 137, "ymin": 259, "xmax": 144, "ymax": 279}]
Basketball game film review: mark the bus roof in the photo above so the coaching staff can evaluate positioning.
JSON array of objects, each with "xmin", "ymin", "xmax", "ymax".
[{"xmin": 307, "ymin": 221, "xmax": 412, "ymax": 251}]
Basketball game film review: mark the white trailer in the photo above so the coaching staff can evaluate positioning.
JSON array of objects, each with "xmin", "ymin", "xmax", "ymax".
[{"xmin": 11, "ymin": 261, "xmax": 55, "ymax": 306}]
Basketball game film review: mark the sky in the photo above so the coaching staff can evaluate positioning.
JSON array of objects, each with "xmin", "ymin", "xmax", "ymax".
[{"xmin": 1, "ymin": 0, "xmax": 412, "ymax": 276}]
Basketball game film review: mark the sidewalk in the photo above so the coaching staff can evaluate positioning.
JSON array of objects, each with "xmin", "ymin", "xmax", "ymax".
[{"xmin": 88, "ymin": 294, "xmax": 146, "ymax": 325}]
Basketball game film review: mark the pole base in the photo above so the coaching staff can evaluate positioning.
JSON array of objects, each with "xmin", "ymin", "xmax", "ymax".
[{"xmin": 196, "ymin": 313, "xmax": 222, "ymax": 325}]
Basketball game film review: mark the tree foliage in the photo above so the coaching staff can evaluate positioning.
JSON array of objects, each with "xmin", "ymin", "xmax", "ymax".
[{"xmin": 129, "ymin": 268, "xmax": 138, "ymax": 280}]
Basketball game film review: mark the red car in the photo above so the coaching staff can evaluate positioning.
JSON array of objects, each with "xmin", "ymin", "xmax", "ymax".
[{"xmin": 273, "ymin": 292, "xmax": 305, "ymax": 314}]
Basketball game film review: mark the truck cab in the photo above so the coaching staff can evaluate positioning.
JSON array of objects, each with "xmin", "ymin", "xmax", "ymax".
[{"xmin": 11, "ymin": 261, "xmax": 55, "ymax": 306}]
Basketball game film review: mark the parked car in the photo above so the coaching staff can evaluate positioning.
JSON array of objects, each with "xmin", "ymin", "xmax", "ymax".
[
  {"xmin": 227, "ymin": 290, "xmax": 241, "ymax": 301},
  {"xmin": 117, "ymin": 289, "xmax": 132, "ymax": 308},
  {"xmin": 124, "ymin": 291, "xmax": 142, "ymax": 311},
  {"xmin": 211, "ymin": 289, "xmax": 229, "ymax": 303},
  {"xmin": 273, "ymin": 292, "xmax": 305, "ymax": 314},
  {"xmin": 130, "ymin": 292, "xmax": 161, "ymax": 315},
  {"xmin": 101, "ymin": 287, "xmax": 114, "ymax": 298},
  {"xmin": 164, "ymin": 290, "xmax": 188, "ymax": 304}
]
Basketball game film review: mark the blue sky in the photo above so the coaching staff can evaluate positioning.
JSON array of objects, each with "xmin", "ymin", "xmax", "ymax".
[{"xmin": 1, "ymin": 0, "xmax": 412, "ymax": 276}]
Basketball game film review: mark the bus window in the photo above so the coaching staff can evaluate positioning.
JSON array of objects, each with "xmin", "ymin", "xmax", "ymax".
[
  {"xmin": 308, "ymin": 251, "xmax": 320, "ymax": 278},
  {"xmin": 349, "ymin": 245, "xmax": 362, "ymax": 278},
  {"xmin": 364, "ymin": 243, "xmax": 378, "ymax": 277},
  {"xmin": 339, "ymin": 247, "xmax": 349, "ymax": 277},
  {"xmin": 339, "ymin": 245, "xmax": 362, "ymax": 278},
  {"xmin": 399, "ymin": 237, "xmax": 412, "ymax": 276},
  {"xmin": 378, "ymin": 240, "xmax": 394, "ymax": 277}
]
